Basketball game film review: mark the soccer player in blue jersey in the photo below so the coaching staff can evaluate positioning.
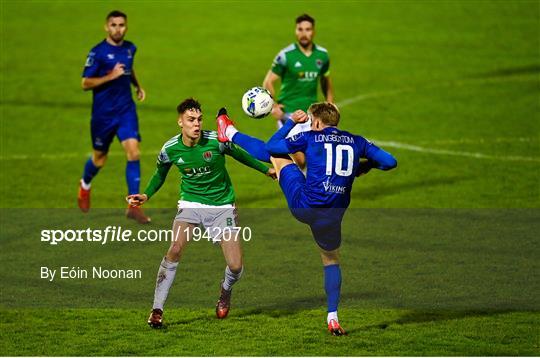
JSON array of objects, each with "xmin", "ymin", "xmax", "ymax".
[
  {"xmin": 77, "ymin": 10, "xmax": 150, "ymax": 223},
  {"xmin": 218, "ymin": 102, "xmax": 397, "ymax": 335}
]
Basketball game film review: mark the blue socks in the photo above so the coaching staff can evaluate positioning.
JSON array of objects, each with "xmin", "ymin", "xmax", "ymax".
[
  {"xmin": 82, "ymin": 157, "xmax": 101, "ymax": 184},
  {"xmin": 232, "ymin": 132, "xmax": 271, "ymax": 163},
  {"xmin": 82, "ymin": 157, "xmax": 140, "ymax": 195},
  {"xmin": 324, "ymin": 264, "xmax": 342, "ymax": 313},
  {"xmin": 126, "ymin": 160, "xmax": 141, "ymax": 195}
]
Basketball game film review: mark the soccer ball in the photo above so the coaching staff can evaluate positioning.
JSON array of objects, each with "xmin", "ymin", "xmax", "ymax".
[{"xmin": 241, "ymin": 87, "xmax": 274, "ymax": 119}]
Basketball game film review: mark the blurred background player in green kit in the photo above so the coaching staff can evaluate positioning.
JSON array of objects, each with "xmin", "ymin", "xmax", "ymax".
[{"xmin": 263, "ymin": 13, "xmax": 335, "ymax": 137}]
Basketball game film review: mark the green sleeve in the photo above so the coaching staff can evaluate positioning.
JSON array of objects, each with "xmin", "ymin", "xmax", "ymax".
[
  {"xmin": 321, "ymin": 57, "xmax": 330, "ymax": 77},
  {"xmin": 222, "ymin": 142, "xmax": 269, "ymax": 174},
  {"xmin": 143, "ymin": 162, "xmax": 172, "ymax": 199}
]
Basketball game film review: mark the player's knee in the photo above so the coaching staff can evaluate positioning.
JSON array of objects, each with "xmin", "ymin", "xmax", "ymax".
[
  {"xmin": 168, "ymin": 241, "xmax": 186, "ymax": 260},
  {"xmin": 92, "ymin": 152, "xmax": 108, "ymax": 167},
  {"xmin": 320, "ymin": 249, "xmax": 340, "ymax": 265},
  {"xmin": 126, "ymin": 148, "xmax": 140, "ymax": 161}
]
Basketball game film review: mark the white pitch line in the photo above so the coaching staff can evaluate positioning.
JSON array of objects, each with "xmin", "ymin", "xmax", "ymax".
[
  {"xmin": 374, "ymin": 139, "xmax": 540, "ymax": 163},
  {"xmin": 0, "ymin": 151, "xmax": 156, "ymax": 161},
  {"xmin": 336, "ymin": 74, "xmax": 539, "ymax": 108},
  {"xmin": 1, "ymin": 139, "xmax": 538, "ymax": 163},
  {"xmin": 1, "ymin": 75, "xmax": 538, "ymax": 163},
  {"xmin": 417, "ymin": 137, "xmax": 537, "ymax": 145}
]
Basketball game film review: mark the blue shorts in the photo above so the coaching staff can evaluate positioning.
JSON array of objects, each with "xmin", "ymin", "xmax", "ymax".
[
  {"xmin": 279, "ymin": 164, "xmax": 345, "ymax": 251},
  {"xmin": 91, "ymin": 107, "xmax": 140, "ymax": 152}
]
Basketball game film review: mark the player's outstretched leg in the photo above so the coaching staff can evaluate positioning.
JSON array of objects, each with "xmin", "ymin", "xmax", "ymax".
[
  {"xmin": 216, "ymin": 108, "xmax": 271, "ymax": 163},
  {"xmin": 78, "ymin": 151, "xmax": 106, "ymax": 212},
  {"xmin": 148, "ymin": 220, "xmax": 192, "ymax": 328}
]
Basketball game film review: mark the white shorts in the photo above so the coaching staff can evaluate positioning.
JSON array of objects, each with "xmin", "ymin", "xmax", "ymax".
[
  {"xmin": 175, "ymin": 200, "xmax": 238, "ymax": 243},
  {"xmin": 287, "ymin": 120, "xmax": 312, "ymax": 138}
]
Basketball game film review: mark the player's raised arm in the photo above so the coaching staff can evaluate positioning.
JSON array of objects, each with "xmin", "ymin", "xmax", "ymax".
[
  {"xmin": 221, "ymin": 142, "xmax": 274, "ymax": 178},
  {"xmin": 265, "ymin": 110, "xmax": 309, "ymax": 155}
]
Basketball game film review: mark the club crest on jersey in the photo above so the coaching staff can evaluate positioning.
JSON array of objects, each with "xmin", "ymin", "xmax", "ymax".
[
  {"xmin": 107, "ymin": 54, "xmax": 115, "ymax": 59},
  {"xmin": 316, "ymin": 59, "xmax": 323, "ymax": 69},
  {"xmin": 158, "ymin": 152, "xmax": 167, "ymax": 162},
  {"xmin": 203, "ymin": 151, "xmax": 213, "ymax": 162}
]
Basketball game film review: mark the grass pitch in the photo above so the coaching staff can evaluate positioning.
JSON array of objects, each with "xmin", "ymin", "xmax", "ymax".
[{"xmin": 1, "ymin": 0, "xmax": 539, "ymax": 356}]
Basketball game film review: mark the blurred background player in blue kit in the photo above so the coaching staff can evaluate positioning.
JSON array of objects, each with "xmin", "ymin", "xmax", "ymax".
[{"xmin": 77, "ymin": 10, "xmax": 150, "ymax": 224}]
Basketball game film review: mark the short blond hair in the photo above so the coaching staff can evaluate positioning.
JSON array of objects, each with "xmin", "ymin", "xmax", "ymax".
[{"xmin": 308, "ymin": 102, "xmax": 340, "ymax": 126}]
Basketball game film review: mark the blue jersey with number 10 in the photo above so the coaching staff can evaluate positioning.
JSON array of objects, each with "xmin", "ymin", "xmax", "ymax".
[{"xmin": 286, "ymin": 127, "xmax": 376, "ymax": 208}]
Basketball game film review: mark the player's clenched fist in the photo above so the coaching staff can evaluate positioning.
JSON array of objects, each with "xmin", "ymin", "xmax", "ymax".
[
  {"xmin": 291, "ymin": 110, "xmax": 309, "ymax": 123},
  {"xmin": 108, "ymin": 62, "xmax": 126, "ymax": 80}
]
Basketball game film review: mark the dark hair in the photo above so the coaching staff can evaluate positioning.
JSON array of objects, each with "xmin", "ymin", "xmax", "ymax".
[
  {"xmin": 177, "ymin": 98, "xmax": 202, "ymax": 114},
  {"xmin": 308, "ymin": 102, "xmax": 340, "ymax": 126},
  {"xmin": 106, "ymin": 10, "xmax": 127, "ymax": 21},
  {"xmin": 296, "ymin": 13, "xmax": 315, "ymax": 26}
]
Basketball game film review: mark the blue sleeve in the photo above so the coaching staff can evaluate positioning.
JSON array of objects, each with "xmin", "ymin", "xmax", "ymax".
[
  {"xmin": 265, "ymin": 119, "xmax": 298, "ymax": 155},
  {"xmin": 82, "ymin": 48, "xmax": 100, "ymax": 78},
  {"xmin": 358, "ymin": 136, "xmax": 397, "ymax": 170},
  {"xmin": 285, "ymin": 131, "xmax": 308, "ymax": 153}
]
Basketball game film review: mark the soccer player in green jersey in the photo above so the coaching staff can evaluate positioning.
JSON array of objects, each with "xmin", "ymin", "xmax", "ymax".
[
  {"xmin": 263, "ymin": 13, "xmax": 335, "ymax": 135},
  {"xmin": 127, "ymin": 99, "xmax": 274, "ymax": 328}
]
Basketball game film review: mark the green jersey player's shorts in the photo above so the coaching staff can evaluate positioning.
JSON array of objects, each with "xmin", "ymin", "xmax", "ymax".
[{"xmin": 175, "ymin": 200, "xmax": 239, "ymax": 243}]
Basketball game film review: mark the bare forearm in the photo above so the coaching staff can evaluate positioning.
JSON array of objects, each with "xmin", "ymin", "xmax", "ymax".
[
  {"xmin": 321, "ymin": 76, "xmax": 334, "ymax": 103},
  {"xmin": 131, "ymin": 70, "xmax": 141, "ymax": 88},
  {"xmin": 263, "ymin": 70, "xmax": 280, "ymax": 99},
  {"xmin": 262, "ymin": 79, "xmax": 276, "ymax": 99}
]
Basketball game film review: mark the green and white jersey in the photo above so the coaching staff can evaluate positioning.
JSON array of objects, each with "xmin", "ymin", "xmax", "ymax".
[
  {"xmin": 143, "ymin": 130, "xmax": 269, "ymax": 206},
  {"xmin": 271, "ymin": 43, "xmax": 330, "ymax": 113}
]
